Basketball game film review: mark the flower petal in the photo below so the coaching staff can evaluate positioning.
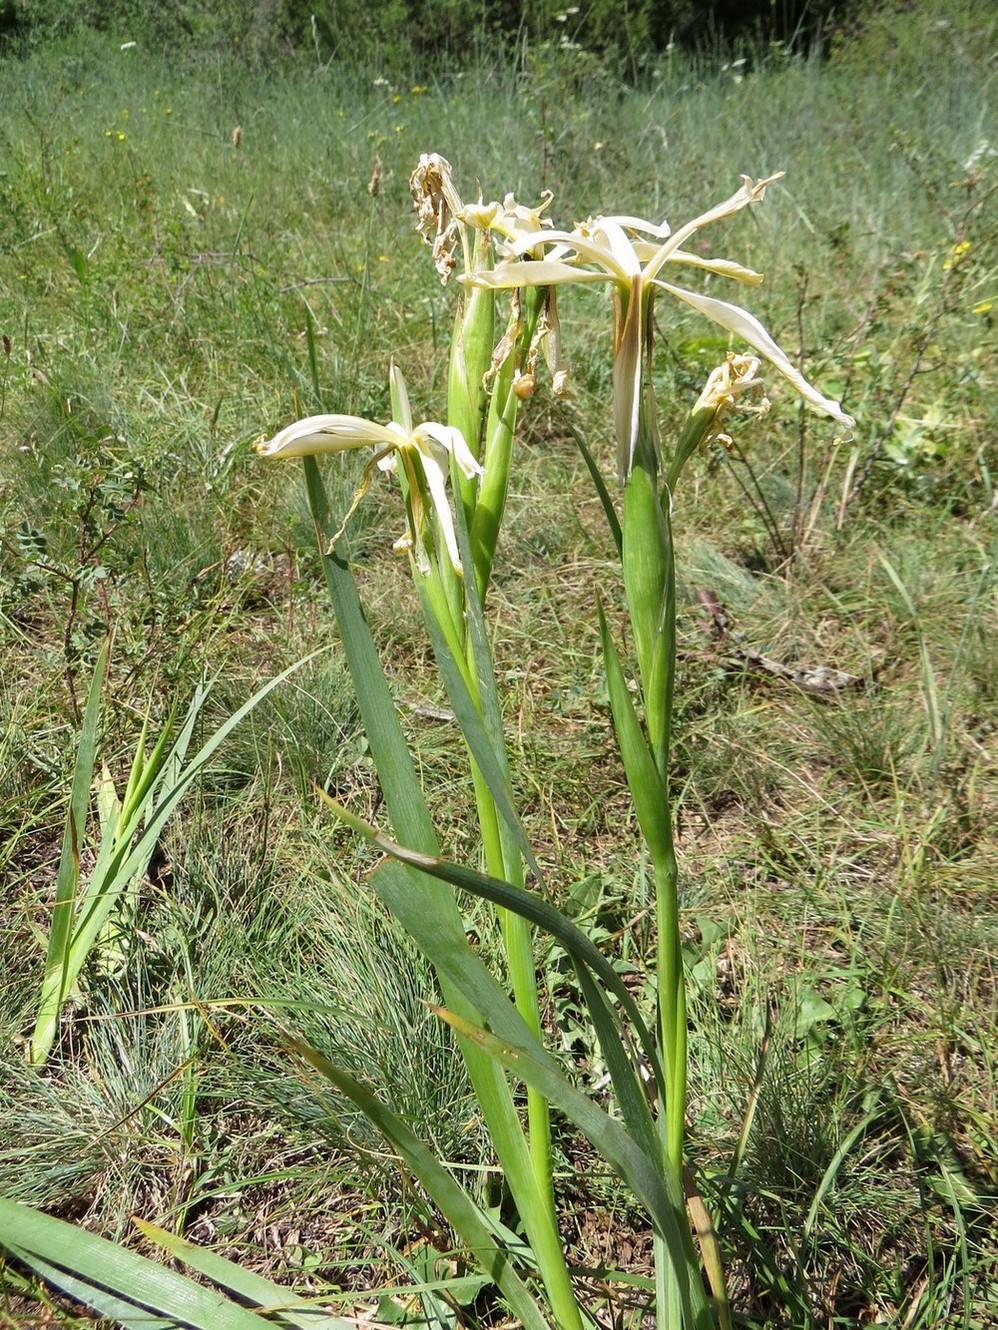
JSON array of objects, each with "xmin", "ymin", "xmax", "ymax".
[
  {"xmin": 464, "ymin": 259, "xmax": 615, "ymax": 290},
  {"xmin": 415, "ymin": 422, "xmax": 484, "ymax": 480},
  {"xmin": 592, "ymin": 219, "xmax": 643, "ymax": 279},
  {"xmin": 255, "ymin": 414, "xmax": 396, "ymax": 458},
  {"xmin": 643, "ymin": 173, "xmax": 784, "ymax": 283},
  {"xmin": 632, "ymin": 245, "xmax": 765, "ymax": 284},
  {"xmin": 656, "ymin": 279, "xmax": 855, "ymax": 428},
  {"xmin": 600, "ymin": 213, "xmax": 671, "ymax": 239},
  {"xmin": 415, "ymin": 442, "xmax": 464, "ymax": 573}
]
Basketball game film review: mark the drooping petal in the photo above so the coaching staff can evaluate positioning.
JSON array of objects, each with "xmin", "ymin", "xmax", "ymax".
[
  {"xmin": 416, "ymin": 422, "xmax": 484, "ymax": 480},
  {"xmin": 414, "ymin": 440, "xmax": 464, "ymax": 574},
  {"xmin": 500, "ymin": 225, "xmax": 634, "ymax": 280},
  {"xmin": 656, "ymin": 279, "xmax": 855, "ymax": 428},
  {"xmin": 255, "ymin": 414, "xmax": 397, "ymax": 458},
  {"xmin": 464, "ymin": 259, "xmax": 615, "ymax": 290},
  {"xmin": 643, "ymin": 173, "xmax": 785, "ymax": 283}
]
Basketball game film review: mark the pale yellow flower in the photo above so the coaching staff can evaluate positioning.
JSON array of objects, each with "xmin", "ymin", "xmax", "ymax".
[
  {"xmin": 256, "ymin": 364, "xmax": 482, "ymax": 574},
  {"xmin": 465, "ymin": 175, "xmax": 854, "ymax": 476}
]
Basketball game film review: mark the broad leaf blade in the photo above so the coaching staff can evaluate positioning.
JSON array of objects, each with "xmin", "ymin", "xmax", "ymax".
[{"xmin": 4, "ymin": 1247, "xmax": 178, "ymax": 1330}]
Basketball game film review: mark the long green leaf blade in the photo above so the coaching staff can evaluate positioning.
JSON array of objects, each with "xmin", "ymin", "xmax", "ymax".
[
  {"xmin": 322, "ymin": 791, "xmax": 663, "ymax": 1092},
  {"xmin": 417, "ymin": 582, "xmax": 541, "ymax": 883},
  {"xmin": 302, "ymin": 460, "xmax": 578, "ymax": 1320},
  {"xmin": 4, "ymin": 1248, "xmax": 178, "ymax": 1330},
  {"xmin": 291, "ymin": 1046, "xmax": 554, "ymax": 1330},
  {"xmin": 0, "ymin": 1199, "xmax": 269, "ymax": 1330},
  {"xmin": 303, "ymin": 456, "xmax": 437, "ymax": 855}
]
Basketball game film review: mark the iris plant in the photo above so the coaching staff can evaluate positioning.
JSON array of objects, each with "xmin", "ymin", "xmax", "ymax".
[{"xmin": 253, "ymin": 162, "xmax": 854, "ymax": 1330}]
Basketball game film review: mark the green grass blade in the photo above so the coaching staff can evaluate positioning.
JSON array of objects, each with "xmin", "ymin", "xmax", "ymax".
[
  {"xmin": 879, "ymin": 554, "xmax": 942, "ymax": 754},
  {"xmin": 803, "ymin": 1091, "xmax": 883, "ymax": 1236},
  {"xmin": 134, "ymin": 1219, "xmax": 352, "ymax": 1329},
  {"xmin": 67, "ymin": 664, "xmax": 312, "ymax": 978},
  {"xmin": 303, "ymin": 456, "xmax": 438, "ymax": 854},
  {"xmin": 33, "ymin": 659, "xmax": 318, "ymax": 1068},
  {"xmin": 119, "ymin": 706, "xmax": 176, "ymax": 828},
  {"xmin": 66, "ymin": 683, "xmax": 214, "ymax": 955},
  {"xmin": 0, "ymin": 1199, "xmax": 270, "ymax": 1330},
  {"xmin": 29, "ymin": 637, "xmax": 110, "ymax": 1065},
  {"xmin": 290, "ymin": 1045, "xmax": 555, "ymax": 1330}
]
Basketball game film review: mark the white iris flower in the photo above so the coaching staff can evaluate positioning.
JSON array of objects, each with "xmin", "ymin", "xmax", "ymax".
[
  {"xmin": 465, "ymin": 174, "xmax": 854, "ymax": 476},
  {"xmin": 256, "ymin": 363, "xmax": 482, "ymax": 574}
]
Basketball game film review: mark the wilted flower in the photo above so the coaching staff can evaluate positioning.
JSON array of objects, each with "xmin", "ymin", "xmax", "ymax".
[
  {"xmin": 256, "ymin": 363, "xmax": 482, "ymax": 574},
  {"xmin": 465, "ymin": 174, "xmax": 854, "ymax": 477},
  {"xmin": 410, "ymin": 152, "xmax": 467, "ymax": 282},
  {"xmin": 695, "ymin": 353, "xmax": 769, "ymax": 420}
]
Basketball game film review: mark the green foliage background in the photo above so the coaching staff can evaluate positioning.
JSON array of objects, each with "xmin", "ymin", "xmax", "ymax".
[{"xmin": 6, "ymin": 0, "xmax": 865, "ymax": 68}]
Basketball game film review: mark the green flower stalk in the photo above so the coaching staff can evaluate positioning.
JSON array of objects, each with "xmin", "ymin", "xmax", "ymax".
[
  {"xmin": 259, "ymin": 172, "xmax": 582, "ymax": 1317},
  {"xmin": 468, "ymin": 173, "xmax": 855, "ymax": 1324}
]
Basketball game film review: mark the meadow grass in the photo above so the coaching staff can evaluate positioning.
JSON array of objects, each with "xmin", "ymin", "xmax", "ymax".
[{"xmin": 1, "ymin": 5, "xmax": 996, "ymax": 1325}]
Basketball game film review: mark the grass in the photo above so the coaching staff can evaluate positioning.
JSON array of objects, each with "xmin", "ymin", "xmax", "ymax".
[{"xmin": 1, "ymin": 3, "xmax": 997, "ymax": 1325}]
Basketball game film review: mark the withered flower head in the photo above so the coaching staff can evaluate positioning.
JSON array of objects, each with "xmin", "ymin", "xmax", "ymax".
[{"xmin": 409, "ymin": 152, "xmax": 466, "ymax": 283}]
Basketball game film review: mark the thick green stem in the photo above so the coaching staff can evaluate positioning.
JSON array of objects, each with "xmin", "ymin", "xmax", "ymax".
[
  {"xmin": 622, "ymin": 391, "xmax": 701, "ymax": 1323},
  {"xmin": 462, "ymin": 635, "xmax": 562, "ymax": 1321}
]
